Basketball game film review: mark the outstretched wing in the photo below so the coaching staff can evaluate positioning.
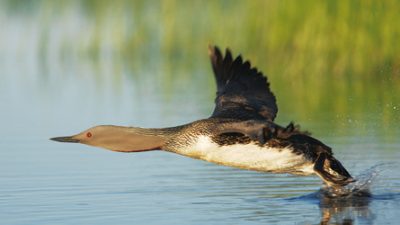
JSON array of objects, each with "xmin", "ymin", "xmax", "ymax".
[{"xmin": 209, "ymin": 46, "xmax": 278, "ymax": 121}]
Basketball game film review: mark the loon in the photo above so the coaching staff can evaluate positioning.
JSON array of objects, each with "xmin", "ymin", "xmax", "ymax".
[{"xmin": 51, "ymin": 46, "xmax": 354, "ymax": 186}]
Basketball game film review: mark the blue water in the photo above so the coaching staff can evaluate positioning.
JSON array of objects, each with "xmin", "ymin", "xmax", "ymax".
[{"xmin": 1, "ymin": 61, "xmax": 400, "ymax": 224}]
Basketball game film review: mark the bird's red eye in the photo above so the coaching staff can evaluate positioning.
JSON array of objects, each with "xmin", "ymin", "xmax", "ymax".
[{"xmin": 86, "ymin": 132, "xmax": 92, "ymax": 138}]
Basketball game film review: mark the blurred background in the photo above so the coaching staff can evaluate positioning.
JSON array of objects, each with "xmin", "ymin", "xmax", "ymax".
[
  {"xmin": 1, "ymin": 0, "xmax": 399, "ymax": 135},
  {"xmin": 1, "ymin": 1, "xmax": 399, "ymax": 224}
]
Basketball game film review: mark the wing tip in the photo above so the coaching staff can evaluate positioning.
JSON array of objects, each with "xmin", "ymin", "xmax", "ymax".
[
  {"xmin": 208, "ymin": 44, "xmax": 215, "ymax": 57},
  {"xmin": 209, "ymin": 45, "xmax": 278, "ymax": 121},
  {"xmin": 208, "ymin": 45, "xmax": 222, "ymax": 58},
  {"xmin": 208, "ymin": 45, "xmax": 235, "ymax": 61},
  {"xmin": 209, "ymin": 46, "xmax": 269, "ymax": 87},
  {"xmin": 208, "ymin": 45, "xmax": 258, "ymax": 76},
  {"xmin": 208, "ymin": 45, "xmax": 223, "ymax": 68}
]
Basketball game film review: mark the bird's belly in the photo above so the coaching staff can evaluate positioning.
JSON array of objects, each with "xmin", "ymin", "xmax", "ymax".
[{"xmin": 172, "ymin": 135, "xmax": 315, "ymax": 175}]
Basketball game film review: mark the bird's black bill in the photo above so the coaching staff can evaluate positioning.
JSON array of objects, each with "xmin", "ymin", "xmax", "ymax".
[{"xmin": 50, "ymin": 136, "xmax": 80, "ymax": 143}]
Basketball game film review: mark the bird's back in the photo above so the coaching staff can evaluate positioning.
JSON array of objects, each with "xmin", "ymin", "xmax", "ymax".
[{"xmin": 163, "ymin": 119, "xmax": 314, "ymax": 175}]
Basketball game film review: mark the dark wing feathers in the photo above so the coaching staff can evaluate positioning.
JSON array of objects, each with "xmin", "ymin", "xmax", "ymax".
[{"xmin": 209, "ymin": 46, "xmax": 278, "ymax": 121}]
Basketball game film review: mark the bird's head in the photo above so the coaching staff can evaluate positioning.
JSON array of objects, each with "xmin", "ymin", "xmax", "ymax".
[{"xmin": 50, "ymin": 125, "xmax": 165, "ymax": 152}]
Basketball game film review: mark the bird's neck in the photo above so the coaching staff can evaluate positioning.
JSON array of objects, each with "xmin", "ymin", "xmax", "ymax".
[{"xmin": 86, "ymin": 125, "xmax": 185, "ymax": 153}]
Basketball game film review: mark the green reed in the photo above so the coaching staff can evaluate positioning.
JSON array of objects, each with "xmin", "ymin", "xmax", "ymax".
[{"xmin": 2, "ymin": 0, "xmax": 399, "ymax": 134}]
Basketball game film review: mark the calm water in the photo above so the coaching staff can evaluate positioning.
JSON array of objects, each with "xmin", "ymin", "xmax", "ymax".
[{"xmin": 1, "ymin": 1, "xmax": 400, "ymax": 225}]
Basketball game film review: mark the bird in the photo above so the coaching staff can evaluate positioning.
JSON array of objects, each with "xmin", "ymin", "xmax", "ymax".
[{"xmin": 51, "ymin": 46, "xmax": 354, "ymax": 187}]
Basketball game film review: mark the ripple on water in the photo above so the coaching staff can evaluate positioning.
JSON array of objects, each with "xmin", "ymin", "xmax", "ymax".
[{"xmin": 320, "ymin": 163, "xmax": 392, "ymax": 198}]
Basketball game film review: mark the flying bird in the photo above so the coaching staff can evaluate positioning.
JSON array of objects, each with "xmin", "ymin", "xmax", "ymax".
[{"xmin": 51, "ymin": 46, "xmax": 354, "ymax": 187}]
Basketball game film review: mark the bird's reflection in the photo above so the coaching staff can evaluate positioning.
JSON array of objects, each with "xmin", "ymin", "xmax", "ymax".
[{"xmin": 317, "ymin": 188, "xmax": 373, "ymax": 225}]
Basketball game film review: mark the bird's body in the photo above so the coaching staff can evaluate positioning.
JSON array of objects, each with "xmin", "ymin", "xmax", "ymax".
[
  {"xmin": 51, "ymin": 46, "xmax": 354, "ymax": 187},
  {"xmin": 168, "ymin": 132, "xmax": 315, "ymax": 175},
  {"xmin": 160, "ymin": 119, "xmax": 312, "ymax": 175}
]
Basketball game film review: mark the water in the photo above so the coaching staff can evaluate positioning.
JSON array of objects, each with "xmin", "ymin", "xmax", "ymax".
[{"xmin": 1, "ymin": 1, "xmax": 400, "ymax": 225}]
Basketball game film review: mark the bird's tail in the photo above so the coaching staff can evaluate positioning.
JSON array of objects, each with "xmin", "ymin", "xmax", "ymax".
[{"xmin": 314, "ymin": 153, "xmax": 355, "ymax": 186}]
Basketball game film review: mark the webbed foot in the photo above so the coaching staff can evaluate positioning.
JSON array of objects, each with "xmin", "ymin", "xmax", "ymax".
[{"xmin": 314, "ymin": 153, "xmax": 355, "ymax": 186}]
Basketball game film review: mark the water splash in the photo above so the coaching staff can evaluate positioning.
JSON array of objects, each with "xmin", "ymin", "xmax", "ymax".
[
  {"xmin": 309, "ymin": 164, "xmax": 390, "ymax": 224},
  {"xmin": 320, "ymin": 163, "xmax": 389, "ymax": 198}
]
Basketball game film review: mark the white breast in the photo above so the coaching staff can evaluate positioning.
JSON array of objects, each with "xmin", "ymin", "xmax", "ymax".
[{"xmin": 174, "ymin": 135, "xmax": 314, "ymax": 175}]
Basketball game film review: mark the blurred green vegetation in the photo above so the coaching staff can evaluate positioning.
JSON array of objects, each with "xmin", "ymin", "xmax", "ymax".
[
  {"xmin": 5, "ymin": 0, "xmax": 399, "ymax": 78},
  {"xmin": 2, "ymin": 0, "xmax": 399, "ymax": 135}
]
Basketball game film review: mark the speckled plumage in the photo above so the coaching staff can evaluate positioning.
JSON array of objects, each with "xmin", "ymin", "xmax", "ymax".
[
  {"xmin": 51, "ymin": 46, "xmax": 354, "ymax": 186},
  {"xmin": 161, "ymin": 46, "xmax": 353, "ymax": 186}
]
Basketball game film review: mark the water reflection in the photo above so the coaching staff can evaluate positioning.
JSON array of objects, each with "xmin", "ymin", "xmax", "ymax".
[
  {"xmin": 318, "ymin": 191, "xmax": 372, "ymax": 225},
  {"xmin": 284, "ymin": 188, "xmax": 373, "ymax": 225},
  {"xmin": 318, "ymin": 192, "xmax": 400, "ymax": 225},
  {"xmin": 188, "ymin": 167, "xmax": 378, "ymax": 224}
]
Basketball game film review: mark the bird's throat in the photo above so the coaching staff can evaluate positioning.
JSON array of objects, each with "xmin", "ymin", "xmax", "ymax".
[{"xmin": 82, "ymin": 126, "xmax": 175, "ymax": 153}]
